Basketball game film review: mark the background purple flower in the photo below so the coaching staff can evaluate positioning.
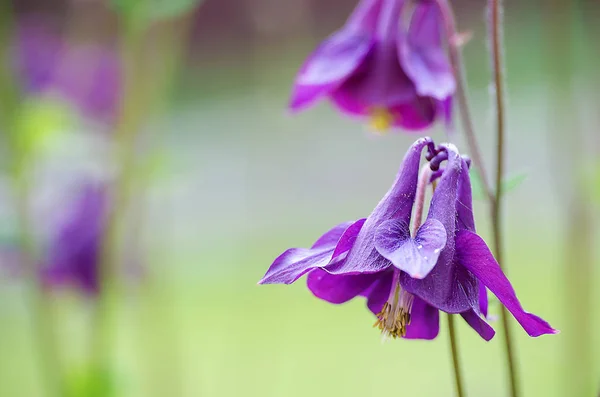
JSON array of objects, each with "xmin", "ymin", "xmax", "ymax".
[
  {"xmin": 15, "ymin": 17, "xmax": 121, "ymax": 121},
  {"xmin": 289, "ymin": 0, "xmax": 454, "ymax": 132},
  {"xmin": 41, "ymin": 184, "xmax": 107, "ymax": 295}
]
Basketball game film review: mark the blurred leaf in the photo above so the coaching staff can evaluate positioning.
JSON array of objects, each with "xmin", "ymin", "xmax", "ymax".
[
  {"xmin": 110, "ymin": 0, "xmax": 203, "ymax": 25},
  {"xmin": 13, "ymin": 98, "xmax": 73, "ymax": 158},
  {"xmin": 469, "ymin": 168, "xmax": 486, "ymax": 201},
  {"xmin": 501, "ymin": 172, "xmax": 528, "ymax": 194},
  {"xmin": 470, "ymin": 169, "xmax": 528, "ymax": 201},
  {"xmin": 64, "ymin": 366, "xmax": 119, "ymax": 397}
]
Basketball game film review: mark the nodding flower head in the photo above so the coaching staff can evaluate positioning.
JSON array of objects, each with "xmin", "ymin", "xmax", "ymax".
[
  {"xmin": 289, "ymin": 0, "xmax": 454, "ymax": 133},
  {"xmin": 259, "ymin": 138, "xmax": 557, "ymax": 340}
]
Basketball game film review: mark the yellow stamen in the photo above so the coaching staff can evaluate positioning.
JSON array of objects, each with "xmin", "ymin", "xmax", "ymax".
[
  {"xmin": 373, "ymin": 283, "xmax": 414, "ymax": 339},
  {"xmin": 368, "ymin": 107, "xmax": 395, "ymax": 134}
]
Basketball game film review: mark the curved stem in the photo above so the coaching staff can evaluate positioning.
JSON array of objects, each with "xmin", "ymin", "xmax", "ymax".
[
  {"xmin": 488, "ymin": 1, "xmax": 519, "ymax": 396},
  {"xmin": 435, "ymin": 0, "xmax": 493, "ymax": 202},
  {"xmin": 447, "ymin": 314, "xmax": 465, "ymax": 397}
]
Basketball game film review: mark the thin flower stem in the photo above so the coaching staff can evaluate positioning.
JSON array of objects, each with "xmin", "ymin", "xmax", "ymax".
[
  {"xmin": 435, "ymin": 0, "xmax": 493, "ymax": 202},
  {"xmin": 93, "ymin": 18, "xmax": 145, "ymax": 374},
  {"xmin": 412, "ymin": 165, "xmax": 433, "ymax": 233},
  {"xmin": 447, "ymin": 314, "xmax": 466, "ymax": 397},
  {"xmin": 488, "ymin": 1, "xmax": 519, "ymax": 396}
]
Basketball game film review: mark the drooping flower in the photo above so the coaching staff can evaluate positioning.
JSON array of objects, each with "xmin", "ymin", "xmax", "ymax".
[
  {"xmin": 259, "ymin": 138, "xmax": 557, "ymax": 340},
  {"xmin": 16, "ymin": 18, "xmax": 121, "ymax": 121},
  {"xmin": 289, "ymin": 0, "xmax": 454, "ymax": 132},
  {"xmin": 41, "ymin": 184, "xmax": 107, "ymax": 295}
]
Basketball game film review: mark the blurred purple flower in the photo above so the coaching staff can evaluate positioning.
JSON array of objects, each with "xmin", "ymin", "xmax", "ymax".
[
  {"xmin": 41, "ymin": 184, "xmax": 106, "ymax": 295},
  {"xmin": 16, "ymin": 18, "xmax": 121, "ymax": 121},
  {"xmin": 259, "ymin": 138, "xmax": 557, "ymax": 340},
  {"xmin": 289, "ymin": 0, "xmax": 454, "ymax": 132}
]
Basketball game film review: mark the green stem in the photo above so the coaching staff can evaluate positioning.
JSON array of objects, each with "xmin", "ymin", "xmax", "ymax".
[
  {"xmin": 0, "ymin": 5, "xmax": 64, "ymax": 396},
  {"xmin": 447, "ymin": 314, "xmax": 466, "ymax": 397},
  {"xmin": 436, "ymin": 0, "xmax": 493, "ymax": 202},
  {"xmin": 488, "ymin": 1, "xmax": 519, "ymax": 396},
  {"xmin": 92, "ymin": 18, "xmax": 145, "ymax": 376}
]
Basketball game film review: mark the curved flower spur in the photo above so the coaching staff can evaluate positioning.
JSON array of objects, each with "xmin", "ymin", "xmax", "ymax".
[
  {"xmin": 258, "ymin": 138, "xmax": 557, "ymax": 340},
  {"xmin": 289, "ymin": 0, "xmax": 454, "ymax": 132}
]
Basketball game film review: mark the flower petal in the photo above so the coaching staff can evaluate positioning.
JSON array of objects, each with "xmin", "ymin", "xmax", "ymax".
[
  {"xmin": 399, "ymin": 1, "xmax": 455, "ymax": 100},
  {"xmin": 307, "ymin": 269, "xmax": 382, "ymax": 304},
  {"xmin": 460, "ymin": 310, "xmax": 495, "ymax": 341},
  {"xmin": 479, "ymin": 284, "xmax": 488, "ymax": 318},
  {"xmin": 375, "ymin": 218, "xmax": 446, "ymax": 278},
  {"xmin": 259, "ymin": 221, "xmax": 355, "ymax": 285},
  {"xmin": 364, "ymin": 269, "xmax": 394, "ymax": 314},
  {"xmin": 331, "ymin": 218, "xmax": 367, "ymax": 259},
  {"xmin": 404, "ymin": 297, "xmax": 440, "ymax": 340},
  {"xmin": 325, "ymin": 137, "xmax": 433, "ymax": 275},
  {"xmin": 312, "ymin": 221, "xmax": 357, "ymax": 249},
  {"xmin": 401, "ymin": 144, "xmax": 479, "ymax": 313},
  {"xmin": 456, "ymin": 230, "xmax": 558, "ymax": 337},
  {"xmin": 332, "ymin": 42, "xmax": 416, "ymax": 115},
  {"xmin": 456, "ymin": 157, "xmax": 475, "ymax": 232},
  {"xmin": 388, "ymin": 97, "xmax": 437, "ymax": 130},
  {"xmin": 290, "ymin": 30, "xmax": 374, "ymax": 111}
]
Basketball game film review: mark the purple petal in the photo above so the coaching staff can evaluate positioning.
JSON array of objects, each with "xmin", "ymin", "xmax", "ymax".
[
  {"xmin": 364, "ymin": 269, "xmax": 394, "ymax": 314},
  {"xmin": 402, "ymin": 144, "xmax": 478, "ymax": 313},
  {"xmin": 439, "ymin": 97, "xmax": 454, "ymax": 135},
  {"xmin": 290, "ymin": 30, "xmax": 374, "ymax": 111},
  {"xmin": 331, "ymin": 218, "xmax": 367, "ymax": 259},
  {"xmin": 332, "ymin": 41, "xmax": 416, "ymax": 115},
  {"xmin": 307, "ymin": 269, "xmax": 382, "ymax": 304},
  {"xmin": 460, "ymin": 310, "xmax": 495, "ymax": 341},
  {"xmin": 259, "ymin": 221, "xmax": 357, "ymax": 285},
  {"xmin": 456, "ymin": 230, "xmax": 558, "ymax": 337},
  {"xmin": 375, "ymin": 218, "xmax": 446, "ymax": 278},
  {"xmin": 259, "ymin": 248, "xmax": 334, "ymax": 285},
  {"xmin": 312, "ymin": 221, "xmax": 357, "ymax": 249},
  {"xmin": 404, "ymin": 297, "xmax": 440, "ymax": 340},
  {"xmin": 399, "ymin": 1, "xmax": 455, "ymax": 100},
  {"xmin": 42, "ymin": 184, "xmax": 106, "ymax": 295},
  {"xmin": 325, "ymin": 137, "xmax": 432, "ymax": 275},
  {"xmin": 479, "ymin": 284, "xmax": 488, "ymax": 318},
  {"xmin": 456, "ymin": 157, "xmax": 475, "ymax": 232},
  {"xmin": 388, "ymin": 97, "xmax": 437, "ymax": 130}
]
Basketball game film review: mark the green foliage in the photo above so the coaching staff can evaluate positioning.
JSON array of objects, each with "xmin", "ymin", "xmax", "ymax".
[
  {"xmin": 109, "ymin": 0, "xmax": 204, "ymax": 26},
  {"xmin": 64, "ymin": 366, "xmax": 120, "ymax": 397},
  {"xmin": 470, "ymin": 169, "xmax": 528, "ymax": 201},
  {"xmin": 13, "ymin": 98, "xmax": 73, "ymax": 158}
]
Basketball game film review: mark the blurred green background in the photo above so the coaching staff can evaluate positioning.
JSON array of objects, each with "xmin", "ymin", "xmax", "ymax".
[{"xmin": 0, "ymin": 0, "xmax": 599, "ymax": 396}]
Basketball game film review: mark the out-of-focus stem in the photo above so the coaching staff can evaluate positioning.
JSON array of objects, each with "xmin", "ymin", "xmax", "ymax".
[
  {"xmin": 544, "ymin": 2, "xmax": 594, "ymax": 396},
  {"xmin": 93, "ymin": 17, "xmax": 146, "ymax": 375},
  {"xmin": 435, "ymin": 0, "xmax": 493, "ymax": 203},
  {"xmin": 0, "ymin": 4, "xmax": 63, "ymax": 397},
  {"xmin": 412, "ymin": 165, "xmax": 433, "ymax": 233},
  {"xmin": 447, "ymin": 313, "xmax": 465, "ymax": 397},
  {"xmin": 487, "ymin": 1, "xmax": 519, "ymax": 397}
]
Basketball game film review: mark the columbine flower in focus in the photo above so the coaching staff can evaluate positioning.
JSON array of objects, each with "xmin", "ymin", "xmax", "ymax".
[
  {"xmin": 41, "ymin": 184, "xmax": 106, "ymax": 295},
  {"xmin": 289, "ymin": 0, "xmax": 454, "ymax": 132},
  {"xmin": 259, "ymin": 138, "xmax": 557, "ymax": 340},
  {"xmin": 16, "ymin": 18, "xmax": 121, "ymax": 121}
]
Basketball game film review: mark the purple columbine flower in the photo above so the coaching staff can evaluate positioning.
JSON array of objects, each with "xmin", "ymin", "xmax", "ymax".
[
  {"xmin": 289, "ymin": 0, "xmax": 454, "ymax": 132},
  {"xmin": 259, "ymin": 138, "xmax": 557, "ymax": 340},
  {"xmin": 41, "ymin": 184, "xmax": 107, "ymax": 295},
  {"xmin": 16, "ymin": 18, "xmax": 121, "ymax": 121}
]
